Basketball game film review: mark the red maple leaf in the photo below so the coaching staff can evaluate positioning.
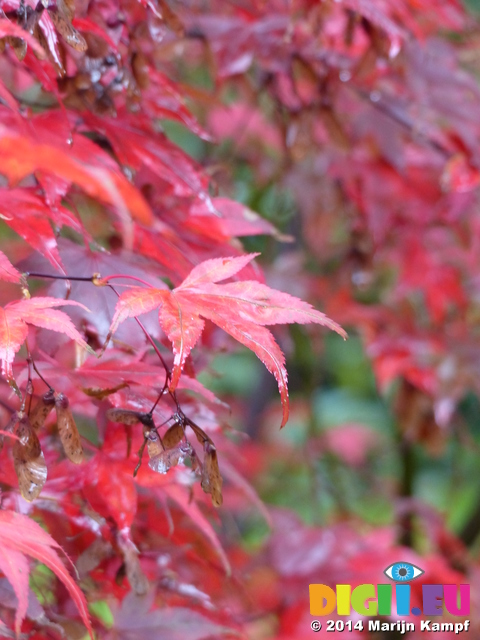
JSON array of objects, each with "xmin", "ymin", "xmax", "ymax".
[
  {"xmin": 0, "ymin": 510, "xmax": 92, "ymax": 638},
  {"xmin": 108, "ymin": 254, "xmax": 346, "ymax": 426},
  {"xmin": 0, "ymin": 297, "xmax": 93, "ymax": 379}
]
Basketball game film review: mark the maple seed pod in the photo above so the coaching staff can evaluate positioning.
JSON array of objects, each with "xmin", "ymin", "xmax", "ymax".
[
  {"xmin": 190, "ymin": 448, "xmax": 202, "ymax": 476},
  {"xmin": 82, "ymin": 382, "xmax": 128, "ymax": 400},
  {"xmin": 201, "ymin": 441, "xmax": 223, "ymax": 507},
  {"xmin": 13, "ymin": 416, "xmax": 48, "ymax": 502},
  {"xmin": 29, "ymin": 389, "xmax": 56, "ymax": 430},
  {"xmin": 106, "ymin": 408, "xmax": 154, "ymax": 428},
  {"xmin": 149, "ymin": 442, "xmax": 191, "ymax": 474},
  {"xmin": 48, "ymin": 9, "xmax": 88, "ymax": 52},
  {"xmin": 55, "ymin": 393, "xmax": 84, "ymax": 464},
  {"xmin": 162, "ymin": 422, "xmax": 184, "ymax": 449},
  {"xmin": 145, "ymin": 428, "xmax": 163, "ymax": 459},
  {"xmin": 187, "ymin": 421, "xmax": 209, "ymax": 446},
  {"xmin": 107, "ymin": 408, "xmax": 142, "ymax": 425}
]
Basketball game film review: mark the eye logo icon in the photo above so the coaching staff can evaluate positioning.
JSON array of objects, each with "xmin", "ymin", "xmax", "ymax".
[{"xmin": 384, "ymin": 562, "xmax": 424, "ymax": 582}]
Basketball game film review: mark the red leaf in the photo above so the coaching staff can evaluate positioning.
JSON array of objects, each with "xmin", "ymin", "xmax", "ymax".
[
  {"xmin": 0, "ymin": 126, "xmax": 153, "ymax": 233},
  {"xmin": 163, "ymin": 484, "xmax": 231, "ymax": 575},
  {"xmin": 112, "ymin": 592, "xmax": 237, "ymax": 640},
  {"xmin": 190, "ymin": 198, "xmax": 284, "ymax": 239},
  {"xmin": 38, "ymin": 11, "xmax": 65, "ymax": 75},
  {"xmin": 0, "ymin": 251, "xmax": 21, "ymax": 284},
  {"xmin": 0, "ymin": 510, "xmax": 92, "ymax": 638},
  {"xmin": 179, "ymin": 253, "xmax": 259, "ymax": 288},
  {"xmin": 442, "ymin": 154, "xmax": 480, "ymax": 193},
  {"xmin": 82, "ymin": 112, "xmax": 211, "ymax": 201},
  {"xmin": 144, "ymin": 69, "xmax": 213, "ymax": 140},
  {"xmin": 83, "ymin": 456, "xmax": 138, "ymax": 529},
  {"xmin": 0, "ymin": 188, "xmax": 69, "ymax": 270},
  {"xmin": 108, "ymin": 287, "xmax": 168, "ymax": 337},
  {"xmin": 0, "ymin": 298, "xmax": 93, "ymax": 379},
  {"xmin": 159, "ymin": 294, "xmax": 205, "ymax": 389},
  {"xmin": 0, "ymin": 546, "xmax": 29, "ymax": 635},
  {"xmin": 203, "ymin": 314, "xmax": 290, "ymax": 426},
  {"xmin": 108, "ymin": 256, "xmax": 345, "ymax": 426},
  {"xmin": 72, "ymin": 16, "xmax": 119, "ymax": 52}
]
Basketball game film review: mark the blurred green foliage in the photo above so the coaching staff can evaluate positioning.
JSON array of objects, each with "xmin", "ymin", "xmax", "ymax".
[{"xmin": 464, "ymin": 0, "xmax": 480, "ymax": 13}]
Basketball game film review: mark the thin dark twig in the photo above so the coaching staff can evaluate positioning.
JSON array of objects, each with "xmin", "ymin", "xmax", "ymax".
[
  {"xmin": 148, "ymin": 380, "xmax": 169, "ymax": 416},
  {"xmin": 25, "ymin": 272, "xmax": 95, "ymax": 282},
  {"xmin": 30, "ymin": 357, "xmax": 54, "ymax": 392}
]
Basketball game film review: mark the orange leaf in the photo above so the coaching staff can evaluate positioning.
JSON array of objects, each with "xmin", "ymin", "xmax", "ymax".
[{"xmin": 0, "ymin": 128, "xmax": 153, "ymax": 231}]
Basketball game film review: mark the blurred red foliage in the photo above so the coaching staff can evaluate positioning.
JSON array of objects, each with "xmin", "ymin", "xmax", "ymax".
[{"xmin": 0, "ymin": 0, "xmax": 479, "ymax": 636}]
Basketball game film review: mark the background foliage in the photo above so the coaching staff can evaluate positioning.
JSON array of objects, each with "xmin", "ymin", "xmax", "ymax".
[{"xmin": 0, "ymin": 0, "xmax": 480, "ymax": 638}]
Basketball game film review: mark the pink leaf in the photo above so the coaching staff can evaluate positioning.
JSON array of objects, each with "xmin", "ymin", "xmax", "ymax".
[
  {"xmin": 0, "ymin": 298, "xmax": 93, "ymax": 378},
  {"xmin": 0, "ymin": 251, "xmax": 21, "ymax": 284},
  {"xmin": 179, "ymin": 254, "xmax": 259, "ymax": 288},
  {"xmin": 0, "ymin": 511, "xmax": 93, "ymax": 638},
  {"xmin": 0, "ymin": 546, "xmax": 29, "ymax": 636}
]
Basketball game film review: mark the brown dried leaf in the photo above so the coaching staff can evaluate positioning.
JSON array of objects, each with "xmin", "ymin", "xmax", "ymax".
[
  {"xmin": 29, "ymin": 390, "xmax": 55, "ymax": 430},
  {"xmin": 54, "ymin": 393, "xmax": 84, "ymax": 464},
  {"xmin": 201, "ymin": 442, "xmax": 223, "ymax": 507},
  {"xmin": 82, "ymin": 382, "xmax": 128, "ymax": 400},
  {"xmin": 132, "ymin": 52, "xmax": 150, "ymax": 90},
  {"xmin": 76, "ymin": 538, "xmax": 113, "ymax": 578},
  {"xmin": 5, "ymin": 35, "xmax": 26, "ymax": 61},
  {"xmin": 162, "ymin": 422, "xmax": 184, "ymax": 449},
  {"xmin": 117, "ymin": 534, "xmax": 148, "ymax": 596},
  {"xmin": 158, "ymin": 0, "xmax": 184, "ymax": 36},
  {"xmin": 48, "ymin": 10, "xmax": 87, "ymax": 52},
  {"xmin": 123, "ymin": 546, "xmax": 149, "ymax": 596},
  {"xmin": 13, "ymin": 416, "xmax": 47, "ymax": 502}
]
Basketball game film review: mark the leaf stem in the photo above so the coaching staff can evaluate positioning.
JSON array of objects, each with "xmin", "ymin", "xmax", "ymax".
[
  {"xmin": 30, "ymin": 358, "xmax": 54, "ymax": 392},
  {"xmin": 97, "ymin": 274, "xmax": 155, "ymax": 288}
]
